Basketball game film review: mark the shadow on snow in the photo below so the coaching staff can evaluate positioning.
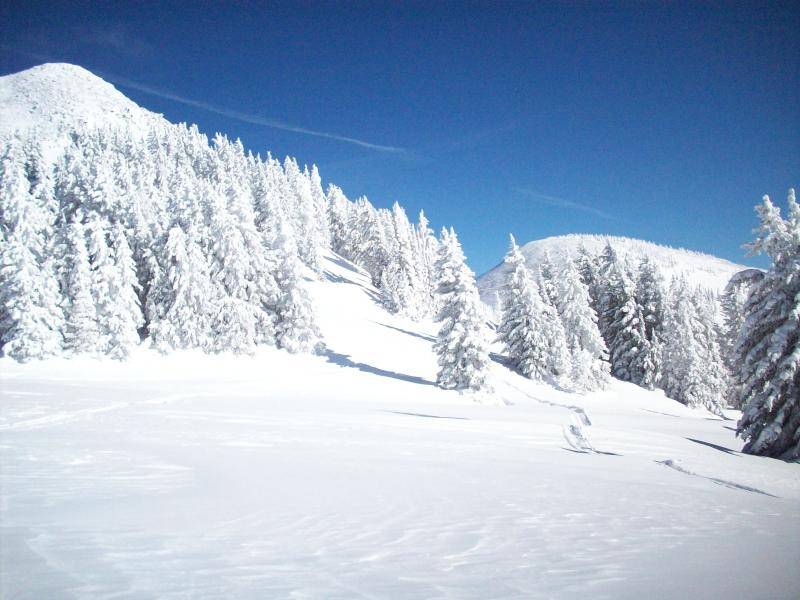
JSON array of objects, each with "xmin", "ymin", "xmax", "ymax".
[
  {"xmin": 324, "ymin": 349, "xmax": 436, "ymax": 387},
  {"xmin": 381, "ymin": 410, "xmax": 469, "ymax": 421},
  {"xmin": 685, "ymin": 437, "xmax": 740, "ymax": 456}
]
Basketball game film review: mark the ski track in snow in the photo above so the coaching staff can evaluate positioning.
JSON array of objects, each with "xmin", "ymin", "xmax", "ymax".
[
  {"xmin": 1, "ymin": 252, "xmax": 799, "ymax": 599},
  {"xmin": 657, "ymin": 459, "xmax": 779, "ymax": 498}
]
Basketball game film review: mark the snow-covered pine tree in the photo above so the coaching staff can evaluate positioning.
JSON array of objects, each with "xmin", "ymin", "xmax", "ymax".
[
  {"xmin": 105, "ymin": 223, "xmax": 143, "ymax": 358},
  {"xmin": 720, "ymin": 269, "xmax": 763, "ymax": 408},
  {"xmin": 537, "ymin": 250, "xmax": 558, "ymax": 307},
  {"xmin": 598, "ymin": 246, "xmax": 651, "ymax": 385},
  {"xmin": 348, "ymin": 197, "xmax": 390, "ymax": 286},
  {"xmin": 326, "ymin": 184, "xmax": 351, "ymax": 258},
  {"xmin": 693, "ymin": 287, "xmax": 730, "ymax": 406},
  {"xmin": 433, "ymin": 228, "xmax": 492, "ymax": 392},
  {"xmin": 634, "ymin": 256, "xmax": 666, "ymax": 389},
  {"xmin": 272, "ymin": 222, "xmax": 323, "ymax": 354},
  {"xmin": 496, "ymin": 235, "xmax": 569, "ymax": 384},
  {"xmin": 206, "ymin": 183, "xmax": 273, "ymax": 355},
  {"xmin": 0, "ymin": 230, "xmax": 64, "ymax": 360},
  {"xmin": 148, "ymin": 226, "xmax": 216, "ymax": 352},
  {"xmin": 380, "ymin": 202, "xmax": 422, "ymax": 318},
  {"xmin": 736, "ymin": 190, "xmax": 800, "ymax": 459},
  {"xmin": 414, "ymin": 210, "xmax": 439, "ymax": 315},
  {"xmin": 283, "ymin": 157, "xmax": 324, "ymax": 276},
  {"xmin": 576, "ymin": 243, "xmax": 602, "ymax": 311},
  {"xmin": 86, "ymin": 215, "xmax": 117, "ymax": 352},
  {"xmin": 662, "ymin": 277, "xmax": 724, "ymax": 415},
  {"xmin": 554, "ymin": 255, "xmax": 610, "ymax": 391},
  {"xmin": 63, "ymin": 221, "xmax": 101, "ymax": 354},
  {"xmin": 309, "ymin": 164, "xmax": 332, "ymax": 251},
  {"xmin": 1, "ymin": 138, "xmax": 64, "ymax": 359}
]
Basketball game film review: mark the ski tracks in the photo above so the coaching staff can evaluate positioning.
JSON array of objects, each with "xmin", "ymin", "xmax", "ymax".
[{"xmin": 499, "ymin": 379, "xmax": 608, "ymax": 455}]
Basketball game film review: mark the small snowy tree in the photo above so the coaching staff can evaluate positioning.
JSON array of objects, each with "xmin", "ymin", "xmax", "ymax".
[
  {"xmin": 736, "ymin": 190, "xmax": 800, "ymax": 459},
  {"xmin": 86, "ymin": 215, "xmax": 117, "ymax": 352},
  {"xmin": 497, "ymin": 236, "xmax": 569, "ymax": 384},
  {"xmin": 105, "ymin": 223, "xmax": 143, "ymax": 358},
  {"xmin": 598, "ymin": 246, "xmax": 651, "ymax": 385},
  {"xmin": 720, "ymin": 269, "xmax": 763, "ymax": 408},
  {"xmin": 634, "ymin": 256, "xmax": 666, "ymax": 389},
  {"xmin": 326, "ymin": 184, "xmax": 351, "ymax": 257},
  {"xmin": 537, "ymin": 250, "xmax": 558, "ymax": 306},
  {"xmin": 273, "ymin": 223, "xmax": 323, "ymax": 354},
  {"xmin": 148, "ymin": 226, "xmax": 216, "ymax": 352},
  {"xmin": 0, "ymin": 233, "xmax": 64, "ymax": 360},
  {"xmin": 380, "ymin": 202, "xmax": 422, "ymax": 318},
  {"xmin": 63, "ymin": 221, "xmax": 101, "ymax": 354},
  {"xmin": 554, "ymin": 255, "xmax": 611, "ymax": 391},
  {"xmin": 433, "ymin": 228, "xmax": 492, "ymax": 392},
  {"xmin": 662, "ymin": 278, "xmax": 724, "ymax": 415}
]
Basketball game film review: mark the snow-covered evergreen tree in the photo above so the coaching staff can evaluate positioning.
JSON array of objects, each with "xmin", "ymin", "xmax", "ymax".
[
  {"xmin": 63, "ymin": 221, "xmax": 101, "ymax": 354},
  {"xmin": 720, "ymin": 269, "xmax": 763, "ymax": 408},
  {"xmin": 283, "ymin": 157, "xmax": 324, "ymax": 276},
  {"xmin": 414, "ymin": 210, "xmax": 439, "ymax": 315},
  {"xmin": 597, "ymin": 245, "xmax": 651, "ymax": 385},
  {"xmin": 634, "ymin": 256, "xmax": 666, "ymax": 389},
  {"xmin": 105, "ymin": 223, "xmax": 143, "ymax": 358},
  {"xmin": 554, "ymin": 255, "xmax": 610, "ymax": 391},
  {"xmin": 662, "ymin": 277, "xmax": 724, "ymax": 415},
  {"xmin": 380, "ymin": 202, "xmax": 422, "ymax": 318},
  {"xmin": 576, "ymin": 243, "xmax": 602, "ymax": 311},
  {"xmin": 272, "ymin": 222, "xmax": 322, "ymax": 354},
  {"xmin": 735, "ymin": 190, "xmax": 800, "ymax": 459},
  {"xmin": 148, "ymin": 226, "xmax": 215, "ymax": 352},
  {"xmin": 326, "ymin": 184, "xmax": 351, "ymax": 258},
  {"xmin": 433, "ymin": 228, "xmax": 492, "ymax": 392},
  {"xmin": 537, "ymin": 250, "xmax": 558, "ymax": 307},
  {"xmin": 348, "ymin": 197, "xmax": 390, "ymax": 287},
  {"xmin": 497, "ymin": 235, "xmax": 569, "ymax": 384},
  {"xmin": 0, "ymin": 231, "xmax": 64, "ymax": 360},
  {"xmin": 86, "ymin": 215, "xmax": 117, "ymax": 352}
]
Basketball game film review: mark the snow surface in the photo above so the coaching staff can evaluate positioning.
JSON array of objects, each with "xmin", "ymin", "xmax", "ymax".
[
  {"xmin": 0, "ymin": 63, "xmax": 163, "ymax": 162},
  {"xmin": 478, "ymin": 234, "xmax": 750, "ymax": 307},
  {"xmin": 2, "ymin": 252, "xmax": 798, "ymax": 599}
]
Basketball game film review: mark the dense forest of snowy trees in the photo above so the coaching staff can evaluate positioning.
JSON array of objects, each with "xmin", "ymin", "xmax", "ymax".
[
  {"xmin": 0, "ymin": 112, "xmax": 796, "ymax": 458},
  {"xmin": 496, "ymin": 236, "xmax": 744, "ymax": 415},
  {"xmin": 0, "ymin": 120, "xmax": 439, "ymax": 361},
  {"xmin": 491, "ymin": 191, "xmax": 799, "ymax": 458}
]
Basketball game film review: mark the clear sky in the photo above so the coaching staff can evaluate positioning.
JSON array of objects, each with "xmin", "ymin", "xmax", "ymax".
[{"xmin": 2, "ymin": 1, "xmax": 798, "ymax": 274}]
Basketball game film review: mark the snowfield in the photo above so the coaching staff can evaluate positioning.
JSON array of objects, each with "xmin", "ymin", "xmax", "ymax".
[{"xmin": 1, "ymin": 253, "xmax": 798, "ymax": 599}]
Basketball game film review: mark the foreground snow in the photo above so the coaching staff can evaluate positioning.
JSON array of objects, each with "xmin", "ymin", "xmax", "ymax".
[{"xmin": 2, "ymin": 255, "xmax": 798, "ymax": 599}]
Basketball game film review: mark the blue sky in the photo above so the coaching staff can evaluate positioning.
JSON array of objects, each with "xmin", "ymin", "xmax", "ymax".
[{"xmin": 2, "ymin": 1, "xmax": 798, "ymax": 274}]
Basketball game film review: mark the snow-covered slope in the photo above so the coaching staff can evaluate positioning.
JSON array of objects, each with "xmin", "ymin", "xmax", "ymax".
[
  {"xmin": 0, "ymin": 63, "xmax": 163, "ymax": 157},
  {"xmin": 2, "ymin": 252, "xmax": 798, "ymax": 599},
  {"xmin": 478, "ymin": 234, "xmax": 749, "ymax": 306},
  {"xmin": 1, "ymin": 63, "xmax": 797, "ymax": 598}
]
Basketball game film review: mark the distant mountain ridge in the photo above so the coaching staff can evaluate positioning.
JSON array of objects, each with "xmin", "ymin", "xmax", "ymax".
[{"xmin": 478, "ymin": 233, "xmax": 750, "ymax": 306}]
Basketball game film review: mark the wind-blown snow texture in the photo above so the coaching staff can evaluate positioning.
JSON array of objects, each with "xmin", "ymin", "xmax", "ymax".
[
  {"xmin": 478, "ymin": 234, "xmax": 749, "ymax": 307},
  {"xmin": 2, "ymin": 253, "xmax": 798, "ymax": 599}
]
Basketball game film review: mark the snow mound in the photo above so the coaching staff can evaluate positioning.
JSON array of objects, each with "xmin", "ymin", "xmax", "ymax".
[
  {"xmin": 478, "ymin": 233, "xmax": 749, "ymax": 306},
  {"xmin": 0, "ymin": 63, "xmax": 162, "ymax": 144}
]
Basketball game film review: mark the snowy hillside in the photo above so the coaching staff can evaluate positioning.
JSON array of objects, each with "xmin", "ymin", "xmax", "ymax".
[
  {"xmin": 2, "ymin": 250, "xmax": 799, "ymax": 599},
  {"xmin": 2, "ymin": 62, "xmax": 798, "ymax": 598},
  {"xmin": 478, "ymin": 234, "xmax": 749, "ymax": 306},
  {"xmin": 0, "ymin": 63, "xmax": 161, "ymax": 142}
]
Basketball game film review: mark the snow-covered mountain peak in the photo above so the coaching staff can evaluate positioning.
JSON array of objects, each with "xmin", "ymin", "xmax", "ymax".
[
  {"xmin": 0, "ymin": 62, "xmax": 158, "ymax": 140},
  {"xmin": 478, "ymin": 233, "xmax": 750, "ymax": 306}
]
